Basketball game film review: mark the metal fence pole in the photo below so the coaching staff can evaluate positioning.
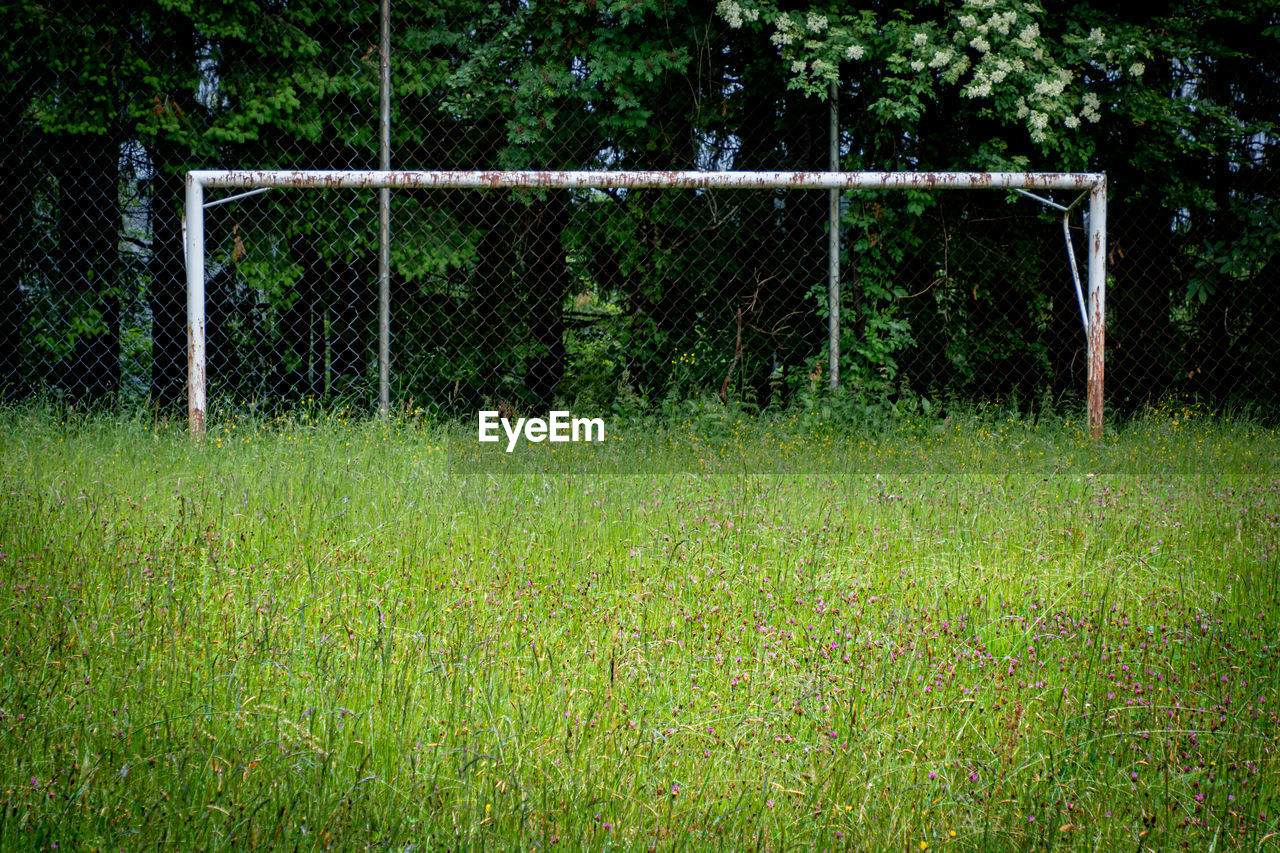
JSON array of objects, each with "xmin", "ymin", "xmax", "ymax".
[
  {"xmin": 1086, "ymin": 177, "xmax": 1107, "ymax": 437},
  {"xmin": 377, "ymin": 0, "xmax": 392, "ymax": 419},
  {"xmin": 185, "ymin": 175, "xmax": 206, "ymax": 437},
  {"xmin": 827, "ymin": 80, "xmax": 840, "ymax": 391}
]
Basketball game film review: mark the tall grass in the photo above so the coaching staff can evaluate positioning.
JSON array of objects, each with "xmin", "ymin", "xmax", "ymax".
[{"xmin": 1, "ymin": 402, "xmax": 1277, "ymax": 850}]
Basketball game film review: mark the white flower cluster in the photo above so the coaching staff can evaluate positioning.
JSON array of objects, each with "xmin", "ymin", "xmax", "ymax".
[
  {"xmin": 717, "ymin": 0, "xmax": 743, "ymax": 29},
  {"xmin": 987, "ymin": 10, "xmax": 1017, "ymax": 35},
  {"xmin": 1032, "ymin": 76, "xmax": 1065, "ymax": 97},
  {"xmin": 1129, "ymin": 61, "xmax": 1145, "ymax": 76},
  {"xmin": 1081, "ymin": 91, "xmax": 1101, "ymax": 123},
  {"xmin": 940, "ymin": 0, "xmax": 1108, "ymax": 144},
  {"xmin": 769, "ymin": 13, "xmax": 797, "ymax": 45},
  {"xmin": 965, "ymin": 68, "xmax": 993, "ymax": 98},
  {"xmin": 756, "ymin": 0, "xmax": 1110, "ymax": 143},
  {"xmin": 1013, "ymin": 22, "xmax": 1039, "ymax": 49},
  {"xmin": 1028, "ymin": 108, "xmax": 1050, "ymax": 142}
]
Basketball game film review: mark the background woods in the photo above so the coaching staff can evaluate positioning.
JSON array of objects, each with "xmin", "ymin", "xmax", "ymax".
[{"xmin": 1, "ymin": 0, "xmax": 1276, "ymax": 416}]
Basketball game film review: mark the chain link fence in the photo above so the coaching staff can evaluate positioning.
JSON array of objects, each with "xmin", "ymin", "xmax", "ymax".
[
  {"xmin": 2, "ymin": 3, "xmax": 1276, "ymax": 420},
  {"xmin": 193, "ymin": 179, "xmax": 1099, "ymax": 416}
]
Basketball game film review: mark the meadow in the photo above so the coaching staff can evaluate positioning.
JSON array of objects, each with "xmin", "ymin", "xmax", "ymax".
[{"xmin": 1, "ymin": 403, "xmax": 1278, "ymax": 851}]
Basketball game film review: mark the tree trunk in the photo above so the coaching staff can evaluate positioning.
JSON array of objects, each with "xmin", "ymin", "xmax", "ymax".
[
  {"xmin": 472, "ymin": 193, "xmax": 520, "ymax": 396},
  {"xmin": 57, "ymin": 136, "xmax": 122, "ymax": 402},
  {"xmin": 0, "ymin": 83, "xmax": 35, "ymax": 401}
]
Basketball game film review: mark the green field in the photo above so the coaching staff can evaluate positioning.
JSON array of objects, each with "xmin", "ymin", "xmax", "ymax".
[{"xmin": 1, "ymin": 404, "xmax": 1278, "ymax": 850}]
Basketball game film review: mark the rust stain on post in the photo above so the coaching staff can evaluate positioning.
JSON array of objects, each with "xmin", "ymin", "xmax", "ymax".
[
  {"xmin": 1088, "ymin": 238, "xmax": 1105, "ymax": 438},
  {"xmin": 188, "ymin": 322, "xmax": 206, "ymax": 437},
  {"xmin": 1086, "ymin": 178, "xmax": 1107, "ymax": 439},
  {"xmin": 186, "ymin": 174, "xmax": 206, "ymax": 438},
  {"xmin": 193, "ymin": 170, "xmax": 1108, "ymax": 193}
]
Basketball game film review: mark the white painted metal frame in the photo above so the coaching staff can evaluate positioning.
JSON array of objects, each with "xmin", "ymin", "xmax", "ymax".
[{"xmin": 185, "ymin": 169, "xmax": 1107, "ymax": 437}]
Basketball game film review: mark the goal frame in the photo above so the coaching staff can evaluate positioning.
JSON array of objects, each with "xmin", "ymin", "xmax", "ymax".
[{"xmin": 184, "ymin": 169, "xmax": 1107, "ymax": 437}]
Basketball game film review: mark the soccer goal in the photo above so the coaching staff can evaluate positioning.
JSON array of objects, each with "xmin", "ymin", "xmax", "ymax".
[{"xmin": 184, "ymin": 169, "xmax": 1106, "ymax": 436}]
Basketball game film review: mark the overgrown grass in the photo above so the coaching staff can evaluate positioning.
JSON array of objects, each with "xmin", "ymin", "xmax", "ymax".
[{"xmin": 1, "ymin": 402, "xmax": 1278, "ymax": 850}]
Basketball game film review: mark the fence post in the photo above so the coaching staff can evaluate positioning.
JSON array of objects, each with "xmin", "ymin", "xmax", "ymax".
[
  {"xmin": 185, "ymin": 174, "xmax": 206, "ymax": 438},
  {"xmin": 1087, "ymin": 176, "xmax": 1107, "ymax": 438},
  {"xmin": 827, "ymin": 80, "xmax": 840, "ymax": 391},
  {"xmin": 377, "ymin": 0, "xmax": 392, "ymax": 419}
]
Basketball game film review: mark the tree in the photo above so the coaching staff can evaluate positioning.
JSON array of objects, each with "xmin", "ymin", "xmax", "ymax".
[
  {"xmin": 3, "ymin": 3, "xmax": 128, "ymax": 403},
  {"xmin": 3, "ymin": 0, "xmax": 1272, "ymax": 413},
  {"xmin": 714, "ymin": 0, "xmax": 1279, "ymax": 408}
]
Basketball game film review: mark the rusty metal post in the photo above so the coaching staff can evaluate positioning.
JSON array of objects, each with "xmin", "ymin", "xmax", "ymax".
[
  {"xmin": 827, "ymin": 80, "xmax": 840, "ymax": 391},
  {"xmin": 377, "ymin": 0, "xmax": 392, "ymax": 419},
  {"xmin": 185, "ymin": 175, "xmax": 206, "ymax": 438},
  {"xmin": 1086, "ymin": 177, "xmax": 1107, "ymax": 438}
]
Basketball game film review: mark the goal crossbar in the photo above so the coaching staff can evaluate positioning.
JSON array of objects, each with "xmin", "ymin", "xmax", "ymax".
[
  {"xmin": 184, "ymin": 170, "xmax": 1107, "ymax": 436},
  {"xmin": 189, "ymin": 169, "xmax": 1103, "ymax": 192}
]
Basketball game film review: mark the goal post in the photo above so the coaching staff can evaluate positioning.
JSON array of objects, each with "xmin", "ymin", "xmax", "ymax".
[{"xmin": 184, "ymin": 169, "xmax": 1106, "ymax": 438}]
